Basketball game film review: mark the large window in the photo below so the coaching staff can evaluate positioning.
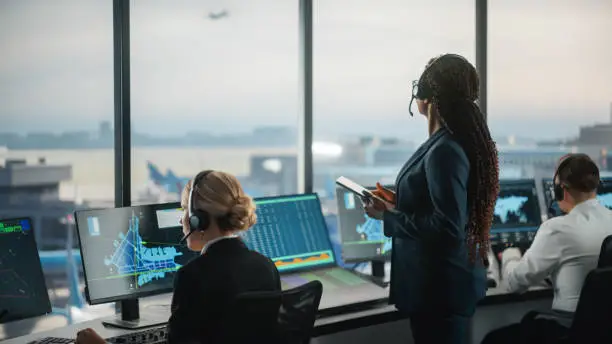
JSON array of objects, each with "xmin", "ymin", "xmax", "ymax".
[
  {"xmin": 489, "ymin": 1, "xmax": 612, "ymax": 179},
  {"xmin": 312, "ymin": 0, "xmax": 475, "ymax": 263},
  {"xmin": 130, "ymin": 0, "xmax": 300, "ymax": 205},
  {"xmin": 0, "ymin": 0, "xmax": 114, "ymax": 324}
]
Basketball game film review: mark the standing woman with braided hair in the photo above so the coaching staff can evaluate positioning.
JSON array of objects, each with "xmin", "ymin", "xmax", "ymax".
[{"xmin": 364, "ymin": 54, "xmax": 500, "ymax": 344}]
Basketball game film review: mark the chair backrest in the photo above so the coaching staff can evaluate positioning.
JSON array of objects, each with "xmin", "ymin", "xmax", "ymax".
[
  {"xmin": 278, "ymin": 280, "xmax": 323, "ymax": 344},
  {"xmin": 217, "ymin": 290, "xmax": 283, "ymax": 344},
  {"xmin": 597, "ymin": 235, "xmax": 612, "ymax": 268},
  {"xmin": 570, "ymin": 267, "xmax": 612, "ymax": 344}
]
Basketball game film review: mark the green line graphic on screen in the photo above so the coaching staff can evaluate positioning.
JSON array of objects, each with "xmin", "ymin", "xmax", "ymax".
[
  {"xmin": 273, "ymin": 251, "xmax": 334, "ymax": 272},
  {"xmin": 356, "ymin": 215, "xmax": 392, "ymax": 254},
  {"xmin": 102, "ymin": 212, "xmax": 183, "ymax": 287},
  {"xmin": 494, "ymin": 196, "xmax": 528, "ymax": 224}
]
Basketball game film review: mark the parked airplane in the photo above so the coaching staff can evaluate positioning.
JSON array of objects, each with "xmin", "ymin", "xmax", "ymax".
[{"xmin": 146, "ymin": 161, "xmax": 262, "ymax": 197}]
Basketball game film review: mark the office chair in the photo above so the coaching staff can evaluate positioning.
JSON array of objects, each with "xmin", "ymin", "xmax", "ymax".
[
  {"xmin": 217, "ymin": 290, "xmax": 283, "ymax": 343},
  {"xmin": 279, "ymin": 280, "xmax": 323, "ymax": 344},
  {"xmin": 520, "ymin": 267, "xmax": 612, "ymax": 344},
  {"xmin": 597, "ymin": 234, "xmax": 612, "ymax": 268},
  {"xmin": 567, "ymin": 267, "xmax": 612, "ymax": 343}
]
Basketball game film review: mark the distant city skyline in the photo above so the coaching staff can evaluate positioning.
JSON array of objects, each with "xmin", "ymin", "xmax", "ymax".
[{"xmin": 1, "ymin": 0, "xmax": 611, "ymax": 141}]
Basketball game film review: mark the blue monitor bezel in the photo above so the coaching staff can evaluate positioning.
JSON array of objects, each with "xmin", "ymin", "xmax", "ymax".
[
  {"xmin": 334, "ymin": 185, "xmax": 393, "ymax": 263},
  {"xmin": 0, "ymin": 217, "xmax": 52, "ymax": 323},
  {"xmin": 250, "ymin": 192, "xmax": 337, "ymax": 274},
  {"xmin": 493, "ymin": 178, "xmax": 542, "ymax": 229},
  {"xmin": 74, "ymin": 202, "xmax": 186, "ymax": 305}
]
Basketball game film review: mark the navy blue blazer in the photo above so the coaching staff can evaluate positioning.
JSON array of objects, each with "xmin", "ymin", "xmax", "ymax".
[{"xmin": 384, "ymin": 128, "xmax": 486, "ymax": 316}]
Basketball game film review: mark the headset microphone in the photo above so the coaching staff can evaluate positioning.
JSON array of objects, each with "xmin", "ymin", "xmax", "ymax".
[{"xmin": 179, "ymin": 231, "xmax": 193, "ymax": 244}]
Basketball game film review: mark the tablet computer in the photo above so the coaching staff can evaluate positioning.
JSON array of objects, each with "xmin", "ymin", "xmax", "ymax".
[{"xmin": 336, "ymin": 176, "xmax": 383, "ymax": 202}]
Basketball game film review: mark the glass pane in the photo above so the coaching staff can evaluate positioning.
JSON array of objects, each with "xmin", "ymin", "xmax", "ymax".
[
  {"xmin": 130, "ymin": 0, "xmax": 300, "ymax": 205},
  {"xmin": 313, "ymin": 0, "xmax": 475, "ymax": 266},
  {"xmin": 0, "ymin": 0, "xmax": 113, "ymax": 335},
  {"xmin": 490, "ymin": 0, "xmax": 612, "ymax": 180}
]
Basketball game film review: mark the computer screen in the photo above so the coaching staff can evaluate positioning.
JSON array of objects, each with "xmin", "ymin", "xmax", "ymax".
[
  {"xmin": 335, "ymin": 186, "xmax": 393, "ymax": 262},
  {"xmin": 242, "ymin": 193, "xmax": 336, "ymax": 273},
  {"xmin": 75, "ymin": 203, "xmax": 199, "ymax": 304},
  {"xmin": 0, "ymin": 218, "xmax": 51, "ymax": 323},
  {"xmin": 542, "ymin": 178, "xmax": 562, "ymax": 218},
  {"xmin": 543, "ymin": 177, "xmax": 612, "ymax": 218},
  {"xmin": 490, "ymin": 179, "xmax": 542, "ymax": 259},
  {"xmin": 598, "ymin": 177, "xmax": 612, "ymax": 210}
]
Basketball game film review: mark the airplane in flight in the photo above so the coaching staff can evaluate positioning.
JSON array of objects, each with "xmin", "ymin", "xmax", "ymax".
[{"xmin": 208, "ymin": 9, "xmax": 229, "ymax": 20}]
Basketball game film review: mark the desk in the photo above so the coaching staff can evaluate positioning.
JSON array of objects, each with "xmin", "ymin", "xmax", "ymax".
[{"xmin": 1, "ymin": 285, "xmax": 552, "ymax": 344}]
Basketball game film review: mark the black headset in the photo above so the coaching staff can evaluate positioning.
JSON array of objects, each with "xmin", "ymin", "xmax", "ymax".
[
  {"xmin": 552, "ymin": 153, "xmax": 600, "ymax": 202},
  {"xmin": 188, "ymin": 170, "xmax": 213, "ymax": 231},
  {"xmin": 179, "ymin": 170, "xmax": 213, "ymax": 244},
  {"xmin": 409, "ymin": 53, "xmax": 471, "ymax": 117}
]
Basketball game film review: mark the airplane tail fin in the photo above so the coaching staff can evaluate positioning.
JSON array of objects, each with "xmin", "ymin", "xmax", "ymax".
[
  {"xmin": 147, "ymin": 161, "xmax": 166, "ymax": 185},
  {"xmin": 167, "ymin": 169, "xmax": 179, "ymax": 180}
]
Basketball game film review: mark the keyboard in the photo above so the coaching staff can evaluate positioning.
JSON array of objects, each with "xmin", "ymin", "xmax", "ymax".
[
  {"xmin": 106, "ymin": 326, "xmax": 167, "ymax": 344},
  {"xmin": 27, "ymin": 326, "xmax": 168, "ymax": 344},
  {"xmin": 27, "ymin": 338, "xmax": 74, "ymax": 344}
]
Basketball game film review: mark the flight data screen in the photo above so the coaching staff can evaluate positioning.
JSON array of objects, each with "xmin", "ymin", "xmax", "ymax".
[
  {"xmin": 335, "ymin": 186, "xmax": 393, "ymax": 262},
  {"xmin": 490, "ymin": 180, "xmax": 542, "ymax": 258},
  {"xmin": 0, "ymin": 218, "xmax": 51, "ymax": 323},
  {"xmin": 75, "ymin": 203, "xmax": 199, "ymax": 304},
  {"xmin": 242, "ymin": 194, "xmax": 335, "ymax": 273}
]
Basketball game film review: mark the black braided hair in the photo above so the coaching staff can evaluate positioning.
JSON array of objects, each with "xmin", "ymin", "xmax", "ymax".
[{"xmin": 417, "ymin": 54, "xmax": 500, "ymax": 263}]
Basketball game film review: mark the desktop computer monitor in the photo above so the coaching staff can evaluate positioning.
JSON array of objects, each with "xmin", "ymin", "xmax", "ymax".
[
  {"xmin": 542, "ymin": 178, "xmax": 563, "ymax": 218},
  {"xmin": 597, "ymin": 177, "xmax": 612, "ymax": 210},
  {"xmin": 241, "ymin": 193, "xmax": 336, "ymax": 273},
  {"xmin": 0, "ymin": 218, "xmax": 51, "ymax": 323},
  {"xmin": 334, "ymin": 185, "xmax": 393, "ymax": 263},
  {"xmin": 490, "ymin": 179, "xmax": 542, "ymax": 260},
  {"xmin": 74, "ymin": 203, "xmax": 199, "ymax": 305}
]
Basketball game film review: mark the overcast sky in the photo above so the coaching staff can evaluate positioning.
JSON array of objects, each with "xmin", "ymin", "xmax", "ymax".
[{"xmin": 1, "ymin": 0, "xmax": 611, "ymax": 142}]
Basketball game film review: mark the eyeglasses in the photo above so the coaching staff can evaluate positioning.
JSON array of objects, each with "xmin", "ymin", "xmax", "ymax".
[{"xmin": 409, "ymin": 80, "xmax": 419, "ymax": 117}]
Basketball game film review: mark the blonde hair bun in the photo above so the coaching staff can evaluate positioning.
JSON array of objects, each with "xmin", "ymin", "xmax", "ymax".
[{"xmin": 227, "ymin": 195, "xmax": 257, "ymax": 231}]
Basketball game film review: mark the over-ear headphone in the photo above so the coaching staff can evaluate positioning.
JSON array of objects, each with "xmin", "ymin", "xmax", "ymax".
[
  {"xmin": 179, "ymin": 170, "xmax": 214, "ymax": 244},
  {"xmin": 552, "ymin": 155, "xmax": 573, "ymax": 201},
  {"xmin": 188, "ymin": 170, "xmax": 213, "ymax": 232},
  {"xmin": 552, "ymin": 154, "xmax": 600, "ymax": 202}
]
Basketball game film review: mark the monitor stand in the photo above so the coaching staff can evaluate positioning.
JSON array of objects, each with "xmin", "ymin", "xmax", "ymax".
[
  {"xmin": 102, "ymin": 300, "xmax": 167, "ymax": 330},
  {"xmin": 369, "ymin": 260, "xmax": 388, "ymax": 287},
  {"xmin": 351, "ymin": 260, "xmax": 389, "ymax": 288}
]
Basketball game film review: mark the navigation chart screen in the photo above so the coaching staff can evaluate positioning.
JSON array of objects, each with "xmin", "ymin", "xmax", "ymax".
[
  {"xmin": 75, "ymin": 203, "xmax": 199, "ymax": 304},
  {"xmin": 492, "ymin": 180, "xmax": 541, "ymax": 229},
  {"xmin": 242, "ymin": 194, "xmax": 335, "ymax": 273},
  {"xmin": 335, "ymin": 186, "xmax": 393, "ymax": 262},
  {"xmin": 0, "ymin": 218, "xmax": 51, "ymax": 323},
  {"xmin": 490, "ymin": 180, "xmax": 542, "ymax": 261}
]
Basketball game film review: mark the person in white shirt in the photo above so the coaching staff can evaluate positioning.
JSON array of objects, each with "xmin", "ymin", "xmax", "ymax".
[{"xmin": 482, "ymin": 153, "xmax": 612, "ymax": 344}]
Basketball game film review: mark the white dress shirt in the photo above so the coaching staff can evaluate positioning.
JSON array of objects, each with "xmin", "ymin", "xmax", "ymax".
[{"xmin": 504, "ymin": 198, "xmax": 612, "ymax": 312}]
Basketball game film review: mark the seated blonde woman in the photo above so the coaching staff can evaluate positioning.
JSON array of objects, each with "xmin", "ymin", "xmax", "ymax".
[{"xmin": 76, "ymin": 170, "xmax": 281, "ymax": 344}]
